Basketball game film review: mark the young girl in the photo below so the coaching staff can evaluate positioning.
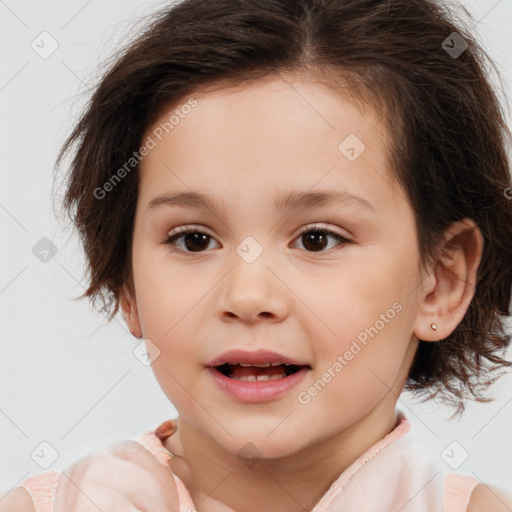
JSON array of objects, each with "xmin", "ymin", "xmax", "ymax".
[{"xmin": 6, "ymin": 0, "xmax": 512, "ymax": 510}]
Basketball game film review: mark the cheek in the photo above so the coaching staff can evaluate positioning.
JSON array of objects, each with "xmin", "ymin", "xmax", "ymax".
[
  {"xmin": 313, "ymin": 308, "xmax": 410, "ymax": 390},
  {"xmin": 134, "ymin": 268, "xmax": 212, "ymax": 374},
  {"xmin": 299, "ymin": 315, "xmax": 411, "ymax": 430},
  {"xmin": 294, "ymin": 254, "xmax": 411, "ymax": 344},
  {"xmin": 133, "ymin": 249, "xmax": 208, "ymax": 339},
  {"xmin": 297, "ymin": 249, "xmax": 416, "ymax": 390},
  {"xmin": 150, "ymin": 362, "xmax": 206, "ymax": 428}
]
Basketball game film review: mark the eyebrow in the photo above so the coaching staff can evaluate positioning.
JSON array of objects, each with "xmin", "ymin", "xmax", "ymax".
[{"xmin": 146, "ymin": 190, "xmax": 375, "ymax": 215}]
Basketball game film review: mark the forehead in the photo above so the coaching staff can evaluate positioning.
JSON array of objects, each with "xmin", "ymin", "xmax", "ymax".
[{"xmin": 137, "ymin": 73, "xmax": 398, "ymax": 212}]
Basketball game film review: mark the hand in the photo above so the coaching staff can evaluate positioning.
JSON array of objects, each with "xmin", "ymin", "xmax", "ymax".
[{"xmin": 53, "ymin": 440, "xmax": 180, "ymax": 512}]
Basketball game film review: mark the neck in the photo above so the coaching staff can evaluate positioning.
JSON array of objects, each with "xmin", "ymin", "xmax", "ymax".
[{"xmin": 167, "ymin": 399, "xmax": 399, "ymax": 512}]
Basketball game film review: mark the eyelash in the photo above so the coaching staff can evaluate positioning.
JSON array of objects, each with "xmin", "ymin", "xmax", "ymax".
[{"xmin": 162, "ymin": 223, "xmax": 351, "ymax": 255}]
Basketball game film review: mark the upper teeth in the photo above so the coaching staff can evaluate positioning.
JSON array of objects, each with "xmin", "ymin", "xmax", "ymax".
[{"xmin": 235, "ymin": 362, "xmax": 289, "ymax": 367}]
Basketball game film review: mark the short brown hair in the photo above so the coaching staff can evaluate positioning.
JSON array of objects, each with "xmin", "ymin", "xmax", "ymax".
[{"xmin": 54, "ymin": 0, "xmax": 512, "ymax": 416}]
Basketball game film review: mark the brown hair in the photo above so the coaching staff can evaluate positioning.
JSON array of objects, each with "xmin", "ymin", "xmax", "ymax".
[{"xmin": 53, "ymin": 0, "xmax": 512, "ymax": 417}]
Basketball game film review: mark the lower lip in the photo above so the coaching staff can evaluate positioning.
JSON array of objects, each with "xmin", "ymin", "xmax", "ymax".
[{"xmin": 207, "ymin": 367, "xmax": 309, "ymax": 403}]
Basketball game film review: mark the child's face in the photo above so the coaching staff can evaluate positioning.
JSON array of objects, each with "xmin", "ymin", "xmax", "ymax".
[{"xmin": 123, "ymin": 73, "xmax": 429, "ymax": 458}]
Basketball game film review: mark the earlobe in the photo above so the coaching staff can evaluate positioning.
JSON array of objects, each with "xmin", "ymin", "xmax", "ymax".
[
  {"xmin": 412, "ymin": 218, "xmax": 484, "ymax": 342},
  {"xmin": 120, "ymin": 283, "xmax": 143, "ymax": 339}
]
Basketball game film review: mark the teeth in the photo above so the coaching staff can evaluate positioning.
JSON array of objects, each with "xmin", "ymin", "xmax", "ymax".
[
  {"xmin": 238, "ymin": 362, "xmax": 271, "ymax": 367},
  {"xmin": 229, "ymin": 362, "xmax": 291, "ymax": 367},
  {"xmin": 230, "ymin": 373, "xmax": 287, "ymax": 381}
]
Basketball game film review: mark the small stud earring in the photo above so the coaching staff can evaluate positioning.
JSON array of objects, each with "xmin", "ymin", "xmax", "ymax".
[{"xmin": 430, "ymin": 322, "xmax": 437, "ymax": 332}]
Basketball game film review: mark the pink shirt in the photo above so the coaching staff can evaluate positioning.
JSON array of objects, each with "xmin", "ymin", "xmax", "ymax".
[{"xmin": 19, "ymin": 410, "xmax": 479, "ymax": 511}]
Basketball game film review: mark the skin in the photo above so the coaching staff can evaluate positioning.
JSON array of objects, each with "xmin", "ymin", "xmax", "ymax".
[{"xmin": 120, "ymin": 71, "xmax": 486, "ymax": 512}]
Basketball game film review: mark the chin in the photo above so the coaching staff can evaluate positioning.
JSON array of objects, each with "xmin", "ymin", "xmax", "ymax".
[{"xmin": 219, "ymin": 429, "xmax": 305, "ymax": 464}]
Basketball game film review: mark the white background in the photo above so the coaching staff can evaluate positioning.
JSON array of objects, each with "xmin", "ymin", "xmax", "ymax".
[{"xmin": 1, "ymin": 0, "xmax": 511, "ymax": 498}]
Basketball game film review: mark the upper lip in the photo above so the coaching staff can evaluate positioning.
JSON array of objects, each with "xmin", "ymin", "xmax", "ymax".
[{"xmin": 205, "ymin": 349, "xmax": 310, "ymax": 367}]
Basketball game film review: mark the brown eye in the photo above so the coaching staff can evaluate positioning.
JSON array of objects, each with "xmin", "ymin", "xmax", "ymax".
[
  {"xmin": 164, "ymin": 229, "xmax": 218, "ymax": 252},
  {"xmin": 294, "ymin": 225, "xmax": 350, "ymax": 254},
  {"xmin": 301, "ymin": 231, "xmax": 329, "ymax": 252}
]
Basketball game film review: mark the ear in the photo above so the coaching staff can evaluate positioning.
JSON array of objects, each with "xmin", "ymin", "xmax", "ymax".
[
  {"xmin": 412, "ymin": 218, "xmax": 484, "ymax": 342},
  {"xmin": 119, "ymin": 282, "xmax": 143, "ymax": 339}
]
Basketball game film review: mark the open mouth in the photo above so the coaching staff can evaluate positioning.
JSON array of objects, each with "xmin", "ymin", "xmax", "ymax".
[{"xmin": 214, "ymin": 362, "xmax": 307, "ymax": 381}]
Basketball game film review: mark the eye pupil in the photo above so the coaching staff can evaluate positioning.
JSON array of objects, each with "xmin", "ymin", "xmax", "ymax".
[
  {"xmin": 184, "ymin": 232, "xmax": 210, "ymax": 252},
  {"xmin": 302, "ymin": 231, "xmax": 328, "ymax": 252}
]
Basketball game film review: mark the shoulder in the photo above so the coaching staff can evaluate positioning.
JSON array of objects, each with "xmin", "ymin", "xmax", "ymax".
[
  {"xmin": 467, "ymin": 483, "xmax": 512, "ymax": 512},
  {"xmin": 0, "ymin": 486, "xmax": 36, "ymax": 512}
]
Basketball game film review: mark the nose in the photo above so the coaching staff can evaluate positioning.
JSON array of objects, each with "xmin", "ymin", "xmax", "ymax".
[{"xmin": 216, "ymin": 249, "xmax": 289, "ymax": 324}]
